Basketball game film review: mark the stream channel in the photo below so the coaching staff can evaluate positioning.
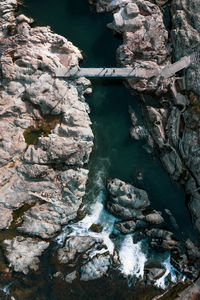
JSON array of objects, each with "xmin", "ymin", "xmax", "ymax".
[{"xmin": 17, "ymin": 0, "xmax": 198, "ymax": 298}]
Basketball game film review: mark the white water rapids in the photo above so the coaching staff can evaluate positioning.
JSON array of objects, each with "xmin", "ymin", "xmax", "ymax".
[{"xmin": 55, "ymin": 162, "xmax": 184, "ymax": 289}]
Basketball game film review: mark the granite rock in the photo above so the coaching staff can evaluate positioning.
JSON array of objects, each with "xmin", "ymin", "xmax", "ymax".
[{"xmin": 4, "ymin": 236, "xmax": 49, "ymax": 274}]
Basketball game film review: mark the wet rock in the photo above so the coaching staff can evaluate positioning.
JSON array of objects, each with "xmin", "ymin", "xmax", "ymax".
[
  {"xmin": 114, "ymin": 220, "xmax": 136, "ymax": 234},
  {"xmin": 135, "ymin": 219, "xmax": 150, "ymax": 229},
  {"xmin": 89, "ymin": 223, "xmax": 102, "ymax": 233},
  {"xmin": 80, "ymin": 254, "xmax": 110, "ymax": 281},
  {"xmin": 107, "ymin": 178, "xmax": 149, "ymax": 219},
  {"xmin": 104, "ymin": 0, "xmax": 172, "ymax": 93},
  {"xmin": 146, "ymin": 228, "xmax": 179, "ymax": 251},
  {"xmin": 165, "ymin": 209, "xmax": 179, "ymax": 230},
  {"xmin": 107, "ymin": 178, "xmax": 150, "ymax": 209},
  {"xmin": 145, "ymin": 211, "xmax": 164, "ymax": 225},
  {"xmin": 4, "ymin": 236, "xmax": 49, "ymax": 274},
  {"xmin": 18, "ymin": 168, "xmax": 89, "ymax": 238},
  {"xmin": 57, "ymin": 236, "xmax": 100, "ymax": 264},
  {"xmin": 0, "ymin": 0, "xmax": 93, "ymax": 246},
  {"xmin": 185, "ymin": 239, "xmax": 200, "ymax": 261},
  {"xmin": 145, "ymin": 267, "xmax": 165, "ymax": 283}
]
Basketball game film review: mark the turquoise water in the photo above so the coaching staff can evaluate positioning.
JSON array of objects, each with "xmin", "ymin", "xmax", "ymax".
[{"xmin": 22, "ymin": 0, "xmax": 196, "ymax": 238}]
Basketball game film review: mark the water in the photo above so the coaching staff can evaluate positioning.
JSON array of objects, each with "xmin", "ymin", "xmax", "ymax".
[{"xmin": 19, "ymin": 0, "xmax": 197, "ymax": 297}]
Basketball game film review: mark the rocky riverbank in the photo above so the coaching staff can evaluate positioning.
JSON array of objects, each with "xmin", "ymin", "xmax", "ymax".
[
  {"xmin": 1, "ymin": 0, "xmax": 200, "ymax": 299},
  {"xmin": 0, "ymin": 0, "xmax": 94, "ymax": 279},
  {"xmin": 90, "ymin": 0, "xmax": 200, "ymax": 298}
]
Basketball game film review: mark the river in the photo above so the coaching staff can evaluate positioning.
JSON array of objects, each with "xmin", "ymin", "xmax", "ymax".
[{"xmin": 15, "ymin": 0, "xmax": 198, "ymax": 298}]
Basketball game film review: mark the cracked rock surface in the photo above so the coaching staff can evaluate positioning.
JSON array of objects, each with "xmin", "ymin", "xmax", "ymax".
[{"xmin": 0, "ymin": 0, "xmax": 93, "ymax": 273}]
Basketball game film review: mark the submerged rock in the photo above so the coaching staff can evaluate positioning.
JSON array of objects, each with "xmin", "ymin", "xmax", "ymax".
[
  {"xmin": 4, "ymin": 236, "xmax": 49, "ymax": 274},
  {"xmin": 18, "ymin": 168, "xmax": 89, "ymax": 238}
]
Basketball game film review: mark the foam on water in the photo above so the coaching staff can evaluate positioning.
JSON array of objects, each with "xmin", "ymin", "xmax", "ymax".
[
  {"xmin": 55, "ymin": 162, "xmax": 117, "ymax": 254},
  {"xmin": 119, "ymin": 235, "xmax": 147, "ymax": 278},
  {"xmin": 55, "ymin": 163, "xmax": 184, "ymax": 287},
  {"xmin": 155, "ymin": 255, "xmax": 185, "ymax": 289}
]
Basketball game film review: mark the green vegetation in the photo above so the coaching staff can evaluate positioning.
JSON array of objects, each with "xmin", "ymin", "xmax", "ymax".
[{"xmin": 23, "ymin": 114, "xmax": 62, "ymax": 145}]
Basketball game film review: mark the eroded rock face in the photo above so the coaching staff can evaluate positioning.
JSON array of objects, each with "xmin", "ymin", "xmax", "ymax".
[
  {"xmin": 0, "ymin": 0, "xmax": 93, "ymax": 238},
  {"xmin": 92, "ymin": 0, "xmax": 172, "ymax": 94},
  {"xmin": 171, "ymin": 0, "xmax": 200, "ymax": 95},
  {"xmin": 4, "ymin": 236, "xmax": 49, "ymax": 274},
  {"xmin": 93, "ymin": 0, "xmax": 200, "ymax": 240},
  {"xmin": 80, "ymin": 254, "xmax": 110, "ymax": 281},
  {"xmin": 0, "ymin": 0, "xmax": 94, "ymax": 275},
  {"xmin": 107, "ymin": 178, "xmax": 150, "ymax": 213},
  {"xmin": 57, "ymin": 236, "xmax": 99, "ymax": 264}
]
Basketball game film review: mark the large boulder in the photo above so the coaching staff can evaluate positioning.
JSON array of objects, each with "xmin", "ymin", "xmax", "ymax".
[{"xmin": 107, "ymin": 178, "xmax": 150, "ymax": 219}]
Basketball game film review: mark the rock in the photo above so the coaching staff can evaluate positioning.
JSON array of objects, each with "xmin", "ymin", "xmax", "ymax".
[
  {"xmin": 65, "ymin": 271, "xmax": 77, "ymax": 283},
  {"xmin": 18, "ymin": 168, "xmax": 89, "ymax": 238},
  {"xmin": 57, "ymin": 236, "xmax": 100, "ymax": 264},
  {"xmin": 114, "ymin": 220, "xmax": 136, "ymax": 234},
  {"xmin": 16, "ymin": 14, "xmax": 34, "ymax": 24},
  {"xmin": 146, "ymin": 228, "xmax": 179, "ymax": 251},
  {"xmin": 80, "ymin": 254, "xmax": 110, "ymax": 281},
  {"xmin": 165, "ymin": 209, "xmax": 179, "ymax": 230},
  {"xmin": 107, "ymin": 178, "xmax": 150, "ymax": 209},
  {"xmin": 4, "ymin": 236, "xmax": 49, "ymax": 274},
  {"xmin": 0, "ymin": 0, "xmax": 93, "ymax": 244},
  {"xmin": 185, "ymin": 239, "xmax": 200, "ymax": 261},
  {"xmin": 174, "ymin": 277, "xmax": 200, "ymax": 300},
  {"xmin": 145, "ymin": 106, "xmax": 167, "ymax": 148},
  {"xmin": 171, "ymin": 0, "xmax": 200, "ymax": 95},
  {"xmin": 107, "ymin": 201, "xmax": 142, "ymax": 219},
  {"xmin": 125, "ymin": 3, "xmax": 139, "ymax": 17},
  {"xmin": 0, "ymin": 205, "xmax": 13, "ymax": 229},
  {"xmin": 129, "ymin": 106, "xmax": 138, "ymax": 127},
  {"xmin": 145, "ymin": 267, "xmax": 165, "ymax": 282},
  {"xmin": 89, "ymin": 223, "xmax": 102, "ymax": 233},
  {"xmin": 105, "ymin": 0, "xmax": 172, "ymax": 94},
  {"xmin": 145, "ymin": 211, "xmax": 164, "ymax": 225},
  {"xmin": 155, "ymin": 0, "xmax": 168, "ymax": 6},
  {"xmin": 107, "ymin": 178, "xmax": 149, "ymax": 219}
]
